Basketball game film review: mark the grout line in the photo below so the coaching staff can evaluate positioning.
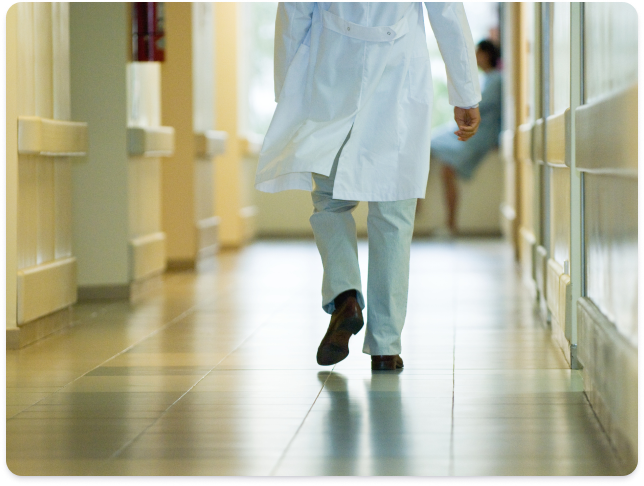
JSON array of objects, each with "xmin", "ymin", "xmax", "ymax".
[
  {"xmin": 109, "ymin": 357, "xmax": 226, "ymax": 459},
  {"xmin": 108, "ymin": 300, "xmax": 293, "ymax": 460},
  {"xmin": 268, "ymin": 368, "xmax": 335, "ymax": 476},
  {"xmin": 581, "ymin": 389, "xmax": 625, "ymax": 471},
  {"xmin": 448, "ymin": 268, "xmax": 458, "ymax": 477},
  {"xmin": 448, "ymin": 324, "xmax": 456, "ymax": 476},
  {"xmin": 8, "ymin": 276, "xmax": 287, "ymax": 421},
  {"xmin": 6, "ymin": 305, "xmax": 199, "ymax": 420}
]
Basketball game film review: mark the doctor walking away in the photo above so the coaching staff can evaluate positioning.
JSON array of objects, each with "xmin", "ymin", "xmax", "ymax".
[{"xmin": 255, "ymin": 2, "xmax": 482, "ymax": 370}]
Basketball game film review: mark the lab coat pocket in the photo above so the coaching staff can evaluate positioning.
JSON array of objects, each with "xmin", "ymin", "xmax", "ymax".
[
  {"xmin": 309, "ymin": 27, "xmax": 364, "ymax": 122},
  {"xmin": 408, "ymin": 57, "xmax": 432, "ymax": 104}
]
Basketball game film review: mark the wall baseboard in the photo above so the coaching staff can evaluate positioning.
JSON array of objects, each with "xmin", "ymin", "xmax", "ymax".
[
  {"xmin": 78, "ymin": 279, "xmax": 162, "ymax": 303},
  {"xmin": 499, "ymin": 202, "xmax": 516, "ymax": 243},
  {"xmin": 519, "ymin": 227, "xmax": 537, "ymax": 298},
  {"xmin": 6, "ymin": 307, "xmax": 73, "ymax": 349},
  {"xmin": 130, "ymin": 232, "xmax": 167, "ymax": 281},
  {"xmin": 166, "ymin": 259, "xmax": 195, "ymax": 271},
  {"xmin": 130, "ymin": 274, "xmax": 163, "ymax": 303},
  {"xmin": 534, "ymin": 245, "xmax": 548, "ymax": 306},
  {"xmin": 577, "ymin": 297, "xmax": 638, "ymax": 474},
  {"xmin": 196, "ymin": 216, "xmax": 220, "ymax": 259},
  {"xmin": 77, "ymin": 284, "xmax": 130, "ymax": 301},
  {"xmin": 240, "ymin": 206, "xmax": 257, "ymax": 244},
  {"xmin": 17, "ymin": 257, "xmax": 77, "ymax": 324},
  {"xmin": 546, "ymin": 258, "xmax": 573, "ymax": 366}
]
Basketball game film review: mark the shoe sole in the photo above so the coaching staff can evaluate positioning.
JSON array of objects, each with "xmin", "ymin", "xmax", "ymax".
[
  {"xmin": 371, "ymin": 362, "xmax": 404, "ymax": 371},
  {"xmin": 316, "ymin": 318, "xmax": 363, "ymax": 366}
]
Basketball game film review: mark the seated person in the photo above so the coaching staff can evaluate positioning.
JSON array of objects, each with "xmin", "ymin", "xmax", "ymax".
[{"xmin": 428, "ymin": 39, "xmax": 502, "ymax": 234}]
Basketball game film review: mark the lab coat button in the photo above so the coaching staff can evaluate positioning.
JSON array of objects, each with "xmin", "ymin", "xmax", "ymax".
[{"xmin": 347, "ymin": 27, "xmax": 350, "ymax": 31}]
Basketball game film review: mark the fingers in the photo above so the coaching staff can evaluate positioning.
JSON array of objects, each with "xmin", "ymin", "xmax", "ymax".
[
  {"xmin": 454, "ymin": 122, "xmax": 478, "ymax": 141},
  {"xmin": 453, "ymin": 106, "xmax": 480, "ymax": 142}
]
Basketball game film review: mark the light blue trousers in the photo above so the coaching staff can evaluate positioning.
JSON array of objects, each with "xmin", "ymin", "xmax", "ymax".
[{"xmin": 310, "ymin": 133, "xmax": 417, "ymax": 356}]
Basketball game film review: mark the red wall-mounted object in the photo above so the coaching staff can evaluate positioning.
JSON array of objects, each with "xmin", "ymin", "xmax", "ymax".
[{"xmin": 132, "ymin": 2, "xmax": 165, "ymax": 62}]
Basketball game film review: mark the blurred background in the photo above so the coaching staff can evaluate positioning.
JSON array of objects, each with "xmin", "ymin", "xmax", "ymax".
[{"xmin": 5, "ymin": 2, "xmax": 638, "ymax": 473}]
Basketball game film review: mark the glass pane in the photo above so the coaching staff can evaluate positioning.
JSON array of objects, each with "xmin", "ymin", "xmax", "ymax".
[
  {"xmin": 584, "ymin": 2, "xmax": 637, "ymax": 103},
  {"xmin": 551, "ymin": 2, "xmax": 570, "ymax": 115}
]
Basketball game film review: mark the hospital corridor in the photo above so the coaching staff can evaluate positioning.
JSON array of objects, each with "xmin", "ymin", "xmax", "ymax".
[{"xmin": 5, "ymin": 2, "xmax": 638, "ymax": 477}]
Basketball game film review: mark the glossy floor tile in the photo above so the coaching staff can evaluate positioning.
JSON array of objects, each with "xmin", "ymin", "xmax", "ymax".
[{"xmin": 6, "ymin": 239, "xmax": 626, "ymax": 476}]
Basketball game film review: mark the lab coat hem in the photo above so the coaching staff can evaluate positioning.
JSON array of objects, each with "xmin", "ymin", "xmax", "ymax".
[
  {"xmin": 331, "ymin": 188, "xmax": 423, "ymax": 202},
  {"xmin": 255, "ymin": 172, "xmax": 313, "ymax": 193}
]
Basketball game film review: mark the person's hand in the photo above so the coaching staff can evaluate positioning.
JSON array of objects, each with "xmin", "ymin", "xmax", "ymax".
[{"xmin": 453, "ymin": 106, "xmax": 480, "ymax": 141}]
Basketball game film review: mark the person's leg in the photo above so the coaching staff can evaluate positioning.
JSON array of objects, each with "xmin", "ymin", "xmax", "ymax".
[
  {"xmin": 310, "ymin": 135, "xmax": 363, "ymax": 314},
  {"xmin": 362, "ymin": 198, "xmax": 417, "ymax": 360},
  {"xmin": 310, "ymin": 130, "xmax": 364, "ymax": 365},
  {"xmin": 441, "ymin": 164, "xmax": 459, "ymax": 233}
]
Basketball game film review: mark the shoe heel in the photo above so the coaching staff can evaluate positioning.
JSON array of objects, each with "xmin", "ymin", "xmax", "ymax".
[
  {"xmin": 371, "ymin": 355, "xmax": 402, "ymax": 371},
  {"xmin": 371, "ymin": 360, "xmax": 396, "ymax": 371}
]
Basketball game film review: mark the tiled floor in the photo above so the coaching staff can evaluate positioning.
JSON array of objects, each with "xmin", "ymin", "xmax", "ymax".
[{"xmin": 6, "ymin": 238, "xmax": 624, "ymax": 476}]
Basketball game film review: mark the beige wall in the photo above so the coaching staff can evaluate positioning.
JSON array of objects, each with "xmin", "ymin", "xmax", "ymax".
[
  {"xmin": 161, "ymin": 3, "xmax": 195, "ymax": 263},
  {"xmin": 214, "ymin": 2, "xmax": 256, "ymax": 248},
  {"xmin": 7, "ymin": 3, "xmax": 84, "ymax": 346},
  {"xmin": 161, "ymin": 2, "xmax": 221, "ymax": 267},
  {"xmin": 6, "ymin": 5, "xmax": 19, "ymax": 330}
]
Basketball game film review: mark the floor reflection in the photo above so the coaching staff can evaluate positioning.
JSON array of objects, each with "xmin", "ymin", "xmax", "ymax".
[{"xmin": 6, "ymin": 239, "xmax": 623, "ymax": 476}]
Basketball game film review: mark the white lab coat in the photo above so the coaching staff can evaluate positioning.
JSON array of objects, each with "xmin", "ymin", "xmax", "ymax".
[{"xmin": 255, "ymin": 2, "xmax": 481, "ymax": 201}]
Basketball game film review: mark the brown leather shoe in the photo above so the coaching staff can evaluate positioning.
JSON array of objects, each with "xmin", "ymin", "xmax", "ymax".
[
  {"xmin": 371, "ymin": 355, "xmax": 404, "ymax": 371},
  {"xmin": 316, "ymin": 292, "xmax": 364, "ymax": 366}
]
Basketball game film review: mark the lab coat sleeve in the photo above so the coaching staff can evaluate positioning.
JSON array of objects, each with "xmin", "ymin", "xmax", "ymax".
[
  {"xmin": 274, "ymin": 2, "xmax": 315, "ymax": 102},
  {"xmin": 424, "ymin": 2, "xmax": 482, "ymax": 108}
]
